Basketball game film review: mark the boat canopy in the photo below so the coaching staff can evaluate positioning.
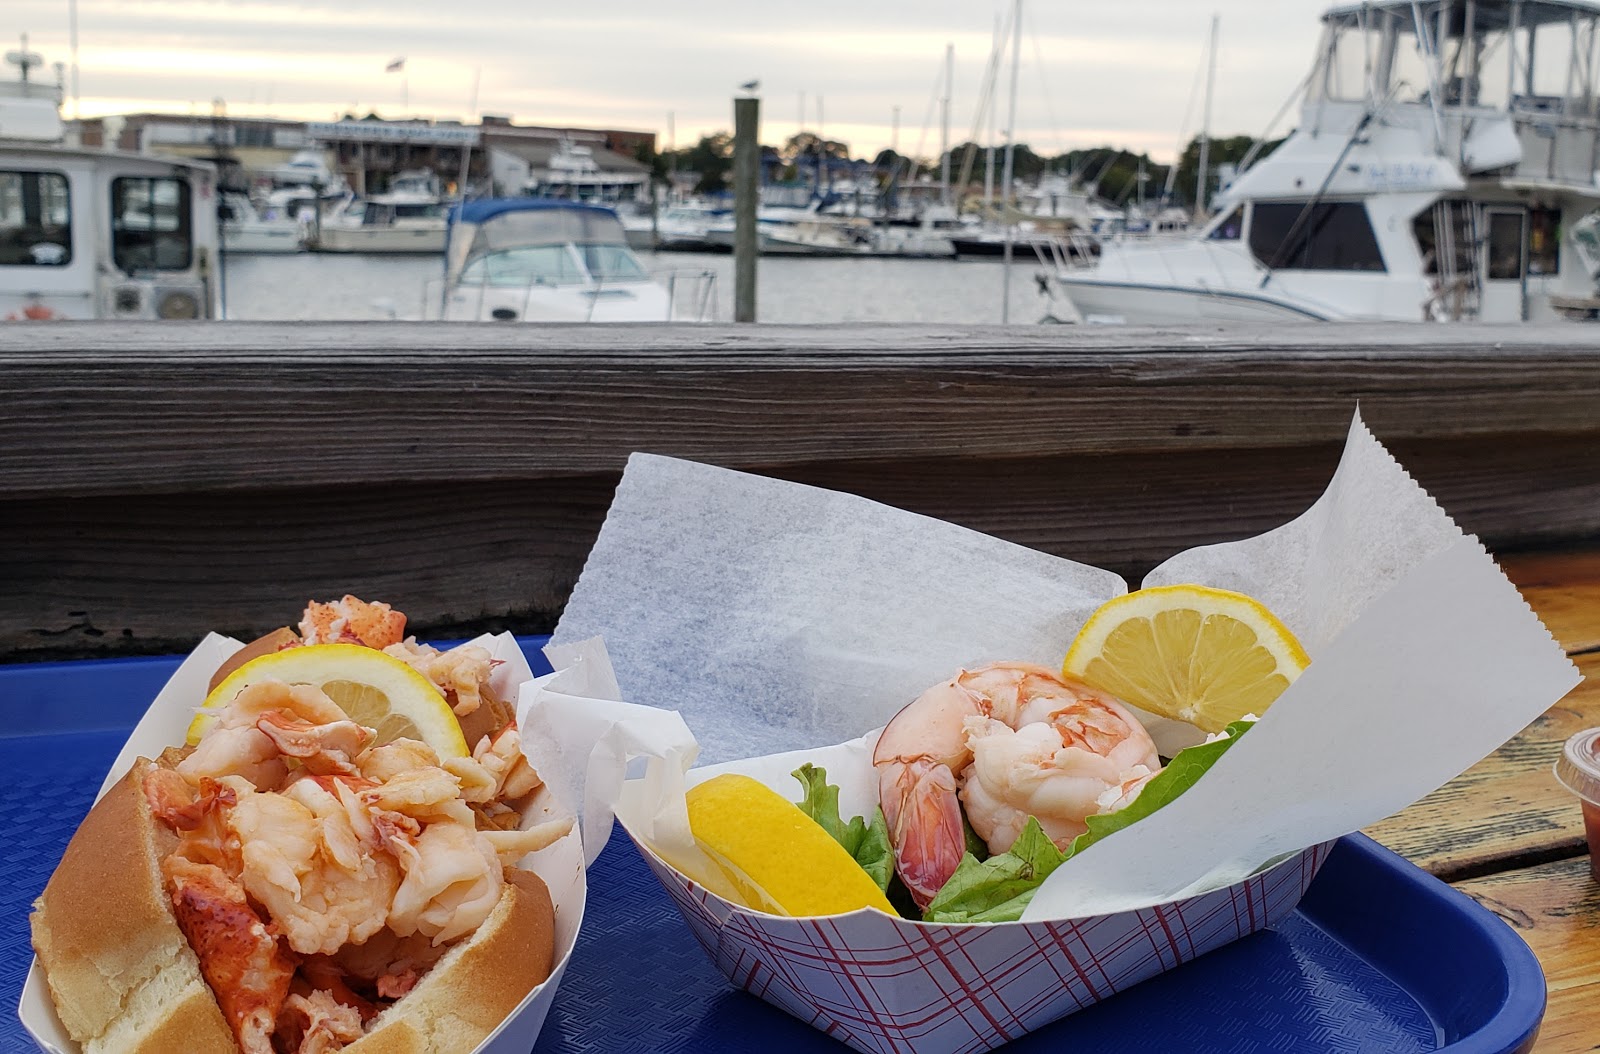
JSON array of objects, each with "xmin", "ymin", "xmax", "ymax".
[
  {"xmin": 1323, "ymin": 1, "xmax": 1600, "ymax": 29},
  {"xmin": 1313, "ymin": 0, "xmax": 1600, "ymax": 112},
  {"xmin": 445, "ymin": 198, "xmax": 625, "ymax": 281}
]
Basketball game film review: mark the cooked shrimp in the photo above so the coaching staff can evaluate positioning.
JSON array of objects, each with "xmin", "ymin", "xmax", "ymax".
[
  {"xmin": 178, "ymin": 723, "xmax": 288, "ymax": 791},
  {"xmin": 443, "ymin": 726, "xmax": 542, "ymax": 804},
  {"xmin": 227, "ymin": 782, "xmax": 398, "ymax": 956},
  {"xmin": 181, "ymin": 681, "xmax": 360, "ymax": 790},
  {"xmin": 874, "ymin": 662, "xmax": 1161, "ymax": 909},
  {"xmin": 300, "ymin": 595, "xmax": 407, "ymax": 650},
  {"xmin": 386, "ymin": 820, "xmax": 504, "ymax": 945},
  {"xmin": 255, "ymin": 711, "xmax": 371, "ymax": 778},
  {"xmin": 383, "ymin": 640, "xmax": 494, "ymax": 717},
  {"xmin": 358, "ymin": 738, "xmax": 440, "ymax": 783},
  {"xmin": 358, "ymin": 766, "xmax": 476, "ymax": 829}
]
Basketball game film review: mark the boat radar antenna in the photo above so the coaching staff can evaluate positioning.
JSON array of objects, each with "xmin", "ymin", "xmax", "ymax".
[{"xmin": 6, "ymin": 35, "xmax": 44, "ymax": 83}]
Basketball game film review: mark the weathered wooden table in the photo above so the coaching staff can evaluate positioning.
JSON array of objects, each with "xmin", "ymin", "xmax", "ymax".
[{"xmin": 1366, "ymin": 547, "xmax": 1600, "ymax": 1052}]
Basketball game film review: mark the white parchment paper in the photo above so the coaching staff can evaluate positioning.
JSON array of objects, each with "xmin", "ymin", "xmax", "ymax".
[{"xmin": 543, "ymin": 414, "xmax": 1580, "ymax": 921}]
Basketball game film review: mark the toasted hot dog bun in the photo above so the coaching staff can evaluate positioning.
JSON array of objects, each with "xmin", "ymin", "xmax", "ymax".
[{"xmin": 31, "ymin": 758, "xmax": 558, "ymax": 1054}]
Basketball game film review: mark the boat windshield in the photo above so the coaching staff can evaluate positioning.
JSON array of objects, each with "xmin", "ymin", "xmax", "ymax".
[
  {"xmin": 578, "ymin": 243, "xmax": 648, "ymax": 280},
  {"xmin": 459, "ymin": 243, "xmax": 648, "ymax": 286}
]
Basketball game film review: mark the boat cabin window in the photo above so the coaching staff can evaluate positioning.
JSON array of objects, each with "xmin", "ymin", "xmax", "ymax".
[
  {"xmin": 1206, "ymin": 207, "xmax": 1243, "ymax": 241},
  {"xmin": 1248, "ymin": 201, "xmax": 1385, "ymax": 272},
  {"xmin": 111, "ymin": 177, "xmax": 193, "ymax": 273},
  {"xmin": 0, "ymin": 171, "xmax": 72, "ymax": 267}
]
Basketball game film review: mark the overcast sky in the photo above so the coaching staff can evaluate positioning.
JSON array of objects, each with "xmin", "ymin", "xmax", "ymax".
[{"xmin": 10, "ymin": 1, "xmax": 1334, "ymax": 162}]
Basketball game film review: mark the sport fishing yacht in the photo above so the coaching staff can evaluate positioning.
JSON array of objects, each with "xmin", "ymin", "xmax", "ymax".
[
  {"xmin": 426, "ymin": 199, "xmax": 716, "ymax": 322},
  {"xmin": 0, "ymin": 50, "xmax": 221, "ymax": 320},
  {"xmin": 1041, "ymin": 0, "xmax": 1600, "ymax": 323}
]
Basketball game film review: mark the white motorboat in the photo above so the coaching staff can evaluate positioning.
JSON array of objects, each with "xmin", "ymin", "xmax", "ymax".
[
  {"xmin": 426, "ymin": 199, "xmax": 716, "ymax": 322},
  {"xmin": 220, "ymin": 193, "xmax": 303, "ymax": 253},
  {"xmin": 1, "ymin": 50, "xmax": 220, "ymax": 320},
  {"xmin": 653, "ymin": 201, "xmax": 730, "ymax": 252},
  {"xmin": 1040, "ymin": 0, "xmax": 1600, "ymax": 324},
  {"xmin": 314, "ymin": 171, "xmax": 448, "ymax": 254}
]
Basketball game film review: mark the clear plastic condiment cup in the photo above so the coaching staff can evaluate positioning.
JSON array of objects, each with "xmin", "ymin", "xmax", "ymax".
[{"xmin": 1554, "ymin": 727, "xmax": 1600, "ymax": 882}]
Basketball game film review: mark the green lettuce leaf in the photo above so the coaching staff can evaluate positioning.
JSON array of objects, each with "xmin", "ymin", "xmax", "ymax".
[
  {"xmin": 922, "ymin": 718, "xmax": 1256, "ymax": 923},
  {"xmin": 792, "ymin": 764, "xmax": 895, "ymax": 892},
  {"xmin": 923, "ymin": 816, "xmax": 1067, "ymax": 923}
]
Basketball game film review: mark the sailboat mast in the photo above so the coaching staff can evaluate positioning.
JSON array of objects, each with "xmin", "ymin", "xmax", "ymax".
[
  {"xmin": 984, "ymin": 14, "xmax": 999, "ymax": 211},
  {"xmin": 1000, "ymin": 0, "xmax": 1022, "ymax": 324},
  {"xmin": 1195, "ymin": 13, "xmax": 1219, "ymax": 220},
  {"xmin": 940, "ymin": 43, "xmax": 953, "ymax": 206}
]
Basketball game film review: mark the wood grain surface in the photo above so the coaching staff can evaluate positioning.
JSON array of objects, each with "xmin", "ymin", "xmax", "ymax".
[
  {"xmin": 1453, "ymin": 857, "xmax": 1600, "ymax": 1054},
  {"xmin": 1500, "ymin": 548, "xmax": 1600, "ymax": 655},
  {"xmin": 4, "ymin": 320, "xmax": 1600, "ymax": 658},
  {"xmin": 4, "ymin": 322, "xmax": 1600, "ymax": 498}
]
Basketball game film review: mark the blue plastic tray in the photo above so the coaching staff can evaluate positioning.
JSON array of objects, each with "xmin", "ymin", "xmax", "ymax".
[{"xmin": 3, "ymin": 642, "xmax": 1546, "ymax": 1054}]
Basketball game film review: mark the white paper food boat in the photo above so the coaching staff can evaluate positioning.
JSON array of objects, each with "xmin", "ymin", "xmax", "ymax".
[
  {"xmin": 19, "ymin": 631, "xmax": 586, "ymax": 1054},
  {"xmin": 626, "ymin": 810, "xmax": 1328, "ymax": 1054}
]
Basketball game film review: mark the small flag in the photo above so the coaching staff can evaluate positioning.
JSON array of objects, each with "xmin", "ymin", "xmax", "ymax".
[{"xmin": 386, "ymin": 57, "xmax": 406, "ymax": 73}]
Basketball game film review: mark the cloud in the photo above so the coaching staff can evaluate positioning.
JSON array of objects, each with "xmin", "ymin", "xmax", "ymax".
[{"xmin": 15, "ymin": 0, "xmax": 1331, "ymax": 161}]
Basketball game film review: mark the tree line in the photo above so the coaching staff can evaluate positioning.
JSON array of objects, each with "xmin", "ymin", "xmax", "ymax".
[{"xmin": 637, "ymin": 132, "xmax": 1280, "ymax": 210}]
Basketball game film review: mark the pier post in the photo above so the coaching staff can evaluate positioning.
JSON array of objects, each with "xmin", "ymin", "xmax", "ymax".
[{"xmin": 733, "ymin": 95, "xmax": 759, "ymax": 322}]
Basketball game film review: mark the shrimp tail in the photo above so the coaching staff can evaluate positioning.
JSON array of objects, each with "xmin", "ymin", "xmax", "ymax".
[{"xmin": 880, "ymin": 758, "xmax": 966, "ymax": 911}]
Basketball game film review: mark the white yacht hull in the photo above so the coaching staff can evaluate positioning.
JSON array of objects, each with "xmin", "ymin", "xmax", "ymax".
[
  {"xmin": 1054, "ymin": 276, "xmax": 1333, "ymax": 324},
  {"xmin": 222, "ymin": 224, "xmax": 304, "ymax": 254},
  {"xmin": 315, "ymin": 224, "xmax": 447, "ymax": 254},
  {"xmin": 437, "ymin": 281, "xmax": 674, "ymax": 322}
]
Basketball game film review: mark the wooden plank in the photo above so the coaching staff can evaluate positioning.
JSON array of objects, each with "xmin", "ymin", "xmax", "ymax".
[
  {"xmin": 1451, "ymin": 856, "xmax": 1600, "ymax": 1053},
  {"xmin": 4, "ymin": 441, "xmax": 1600, "ymax": 660},
  {"xmin": 1364, "ymin": 652, "xmax": 1598, "ymax": 879},
  {"xmin": 3, "ymin": 322, "xmax": 1600, "ymax": 499},
  {"xmin": 1501, "ymin": 548, "xmax": 1600, "ymax": 655}
]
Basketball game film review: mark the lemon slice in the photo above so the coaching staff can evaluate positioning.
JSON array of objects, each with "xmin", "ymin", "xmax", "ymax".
[
  {"xmin": 188, "ymin": 643, "xmax": 468, "ymax": 757},
  {"xmin": 1063, "ymin": 585, "xmax": 1309, "ymax": 734},
  {"xmin": 685, "ymin": 774, "xmax": 895, "ymax": 917}
]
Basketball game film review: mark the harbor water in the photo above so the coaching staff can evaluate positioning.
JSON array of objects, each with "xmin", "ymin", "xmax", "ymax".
[{"xmin": 220, "ymin": 251, "xmax": 1059, "ymax": 325}]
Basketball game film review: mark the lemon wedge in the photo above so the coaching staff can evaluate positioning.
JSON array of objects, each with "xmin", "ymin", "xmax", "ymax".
[
  {"xmin": 685, "ymin": 774, "xmax": 895, "ymax": 917},
  {"xmin": 1063, "ymin": 584, "xmax": 1309, "ymax": 734},
  {"xmin": 188, "ymin": 643, "xmax": 468, "ymax": 758}
]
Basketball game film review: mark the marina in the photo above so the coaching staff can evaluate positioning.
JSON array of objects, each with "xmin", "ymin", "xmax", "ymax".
[{"xmin": 6, "ymin": 3, "xmax": 1600, "ymax": 1054}]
